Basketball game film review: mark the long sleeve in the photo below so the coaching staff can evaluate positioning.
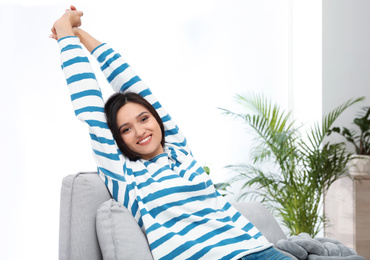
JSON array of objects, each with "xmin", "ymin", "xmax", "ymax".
[
  {"xmin": 58, "ymin": 36, "xmax": 127, "ymax": 191},
  {"xmin": 90, "ymin": 44, "xmax": 191, "ymax": 156}
]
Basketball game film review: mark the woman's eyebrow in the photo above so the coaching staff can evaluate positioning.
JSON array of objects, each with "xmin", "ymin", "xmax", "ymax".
[
  {"xmin": 119, "ymin": 111, "xmax": 149, "ymax": 131},
  {"xmin": 136, "ymin": 111, "xmax": 149, "ymax": 118}
]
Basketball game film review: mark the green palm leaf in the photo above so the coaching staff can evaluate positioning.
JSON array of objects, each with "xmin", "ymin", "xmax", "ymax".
[{"xmin": 221, "ymin": 93, "xmax": 362, "ymax": 237}]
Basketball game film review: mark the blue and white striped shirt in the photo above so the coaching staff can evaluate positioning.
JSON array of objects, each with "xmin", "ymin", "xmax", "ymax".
[{"xmin": 59, "ymin": 36, "xmax": 272, "ymax": 260}]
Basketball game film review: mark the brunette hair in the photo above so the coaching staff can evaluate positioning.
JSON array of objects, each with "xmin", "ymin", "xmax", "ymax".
[{"xmin": 104, "ymin": 92, "xmax": 165, "ymax": 160}]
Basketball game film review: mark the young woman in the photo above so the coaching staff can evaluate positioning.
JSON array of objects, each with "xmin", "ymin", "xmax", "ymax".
[{"xmin": 51, "ymin": 6, "xmax": 290, "ymax": 260}]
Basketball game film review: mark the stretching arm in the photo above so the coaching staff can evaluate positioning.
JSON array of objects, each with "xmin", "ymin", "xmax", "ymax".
[
  {"xmin": 58, "ymin": 37, "xmax": 126, "ymax": 180},
  {"xmin": 52, "ymin": 10, "xmax": 128, "ymax": 198}
]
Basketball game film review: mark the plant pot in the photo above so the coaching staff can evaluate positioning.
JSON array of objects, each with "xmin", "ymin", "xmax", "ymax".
[{"xmin": 348, "ymin": 154, "xmax": 370, "ymax": 175}]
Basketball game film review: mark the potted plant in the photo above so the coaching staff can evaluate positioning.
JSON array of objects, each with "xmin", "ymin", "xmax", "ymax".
[
  {"xmin": 220, "ymin": 93, "xmax": 363, "ymax": 237},
  {"xmin": 328, "ymin": 106, "xmax": 370, "ymax": 175}
]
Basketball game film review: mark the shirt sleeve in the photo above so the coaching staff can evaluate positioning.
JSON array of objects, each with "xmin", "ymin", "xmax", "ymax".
[
  {"xmin": 90, "ymin": 43, "xmax": 191, "ymax": 156},
  {"xmin": 58, "ymin": 36, "xmax": 127, "ymax": 188}
]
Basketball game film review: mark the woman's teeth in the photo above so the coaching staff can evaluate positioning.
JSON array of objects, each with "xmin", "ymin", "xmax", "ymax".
[{"xmin": 138, "ymin": 135, "xmax": 151, "ymax": 144}]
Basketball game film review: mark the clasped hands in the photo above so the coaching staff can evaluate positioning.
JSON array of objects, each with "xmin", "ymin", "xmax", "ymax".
[{"xmin": 50, "ymin": 5, "xmax": 83, "ymax": 40}]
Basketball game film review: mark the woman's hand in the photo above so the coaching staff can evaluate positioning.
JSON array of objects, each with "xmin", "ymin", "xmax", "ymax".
[
  {"xmin": 50, "ymin": 5, "xmax": 83, "ymax": 40},
  {"xmin": 67, "ymin": 5, "xmax": 83, "ymax": 27}
]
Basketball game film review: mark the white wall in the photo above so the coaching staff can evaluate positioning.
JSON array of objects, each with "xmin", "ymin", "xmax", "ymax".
[
  {"xmin": 323, "ymin": 0, "xmax": 370, "ymax": 140},
  {"xmin": 0, "ymin": 0, "xmax": 321, "ymax": 258},
  {"xmin": 291, "ymin": 0, "xmax": 322, "ymax": 125}
]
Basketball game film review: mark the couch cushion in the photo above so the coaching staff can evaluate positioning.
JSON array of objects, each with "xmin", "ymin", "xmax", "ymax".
[{"xmin": 96, "ymin": 199, "xmax": 153, "ymax": 260}]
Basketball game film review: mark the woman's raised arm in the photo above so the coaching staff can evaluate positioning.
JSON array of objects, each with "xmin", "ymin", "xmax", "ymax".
[{"xmin": 51, "ymin": 8, "xmax": 128, "ymax": 197}]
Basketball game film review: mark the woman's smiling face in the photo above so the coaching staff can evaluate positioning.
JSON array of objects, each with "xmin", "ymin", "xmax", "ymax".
[{"xmin": 117, "ymin": 102, "xmax": 164, "ymax": 160}]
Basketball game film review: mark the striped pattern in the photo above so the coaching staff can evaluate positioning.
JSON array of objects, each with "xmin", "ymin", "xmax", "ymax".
[{"xmin": 59, "ymin": 36, "xmax": 271, "ymax": 260}]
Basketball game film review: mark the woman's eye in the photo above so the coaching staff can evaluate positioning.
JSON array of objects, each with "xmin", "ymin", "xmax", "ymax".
[
  {"xmin": 121, "ymin": 128, "xmax": 130, "ymax": 134},
  {"xmin": 141, "ymin": 116, "xmax": 149, "ymax": 122}
]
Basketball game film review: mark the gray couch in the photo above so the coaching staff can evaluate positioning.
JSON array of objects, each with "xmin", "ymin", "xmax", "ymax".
[{"xmin": 59, "ymin": 172, "xmax": 294, "ymax": 260}]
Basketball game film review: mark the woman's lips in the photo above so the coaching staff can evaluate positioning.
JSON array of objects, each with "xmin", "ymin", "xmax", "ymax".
[{"xmin": 137, "ymin": 135, "xmax": 152, "ymax": 145}]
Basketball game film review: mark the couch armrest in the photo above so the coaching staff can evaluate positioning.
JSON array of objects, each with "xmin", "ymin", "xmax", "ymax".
[
  {"xmin": 59, "ymin": 172, "xmax": 111, "ymax": 260},
  {"xmin": 231, "ymin": 201, "xmax": 287, "ymax": 245}
]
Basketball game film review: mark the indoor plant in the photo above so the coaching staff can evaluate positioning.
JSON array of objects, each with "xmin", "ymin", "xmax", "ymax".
[
  {"xmin": 328, "ymin": 106, "xmax": 370, "ymax": 175},
  {"xmin": 221, "ymin": 93, "xmax": 363, "ymax": 237}
]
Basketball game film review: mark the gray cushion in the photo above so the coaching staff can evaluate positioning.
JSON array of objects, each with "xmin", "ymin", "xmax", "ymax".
[{"xmin": 96, "ymin": 199, "xmax": 153, "ymax": 260}]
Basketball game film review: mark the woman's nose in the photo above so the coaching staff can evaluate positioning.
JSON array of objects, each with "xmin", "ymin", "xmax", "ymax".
[{"xmin": 135, "ymin": 125, "xmax": 146, "ymax": 137}]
